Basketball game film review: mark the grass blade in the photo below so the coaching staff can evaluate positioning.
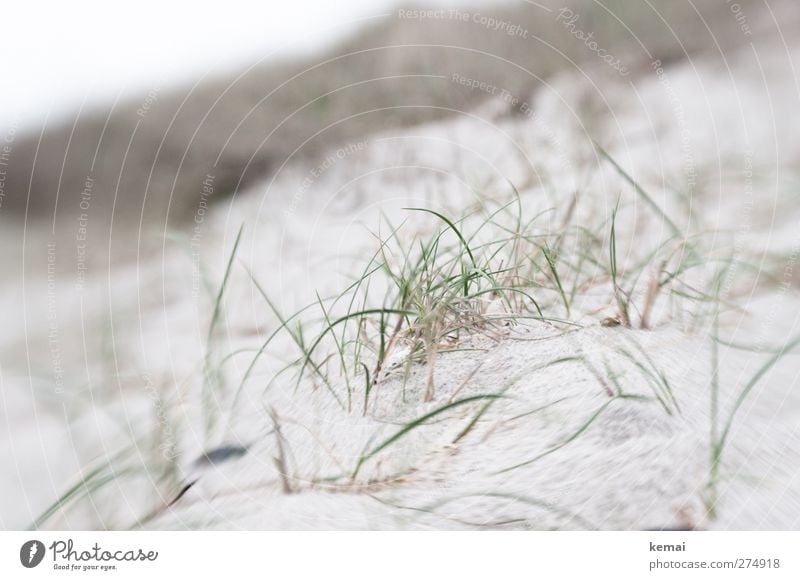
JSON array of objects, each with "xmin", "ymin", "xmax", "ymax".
[
  {"xmin": 351, "ymin": 394, "xmax": 503, "ymax": 478},
  {"xmin": 593, "ymin": 141, "xmax": 680, "ymax": 236}
]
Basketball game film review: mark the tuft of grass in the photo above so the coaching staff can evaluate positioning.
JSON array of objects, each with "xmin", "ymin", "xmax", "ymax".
[
  {"xmin": 296, "ymin": 307, "xmax": 414, "ymax": 401},
  {"xmin": 257, "ymin": 197, "xmax": 553, "ymax": 411}
]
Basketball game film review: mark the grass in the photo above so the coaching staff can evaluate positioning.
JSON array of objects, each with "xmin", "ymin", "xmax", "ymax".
[
  {"xmin": 495, "ymin": 393, "xmax": 648, "ymax": 475},
  {"xmin": 425, "ymin": 492, "xmax": 598, "ymax": 530},
  {"xmin": 30, "ymin": 369, "xmax": 191, "ymax": 530},
  {"xmin": 31, "ymin": 194, "xmax": 695, "ymax": 530},
  {"xmin": 705, "ymin": 325, "xmax": 800, "ymax": 518},
  {"xmin": 31, "ymin": 439, "xmax": 150, "ymax": 530},
  {"xmin": 593, "ymin": 140, "xmax": 681, "ymax": 236},
  {"xmin": 609, "ymin": 202, "xmax": 630, "ymax": 327},
  {"xmin": 202, "ymin": 224, "xmax": 244, "ymax": 444},
  {"xmin": 373, "ymin": 490, "xmax": 597, "ymax": 529},
  {"xmin": 234, "ymin": 186, "xmax": 707, "ymax": 495},
  {"xmin": 350, "ymin": 394, "xmax": 504, "ymax": 480},
  {"xmin": 30, "ymin": 453, "xmax": 134, "ymax": 530},
  {"xmin": 258, "ymin": 194, "xmax": 558, "ymax": 411},
  {"xmin": 541, "ymin": 242, "xmax": 570, "ymax": 318},
  {"xmin": 31, "ymin": 150, "xmax": 781, "ymax": 530}
]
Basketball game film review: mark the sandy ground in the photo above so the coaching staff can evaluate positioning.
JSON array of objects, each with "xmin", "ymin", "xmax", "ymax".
[{"xmin": 2, "ymin": 15, "xmax": 800, "ymax": 530}]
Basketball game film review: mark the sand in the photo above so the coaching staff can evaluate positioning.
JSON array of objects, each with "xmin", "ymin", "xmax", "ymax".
[{"xmin": 2, "ymin": 15, "xmax": 800, "ymax": 531}]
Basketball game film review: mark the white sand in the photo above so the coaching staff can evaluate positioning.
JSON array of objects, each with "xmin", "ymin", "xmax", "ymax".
[{"xmin": 2, "ymin": 21, "xmax": 800, "ymax": 531}]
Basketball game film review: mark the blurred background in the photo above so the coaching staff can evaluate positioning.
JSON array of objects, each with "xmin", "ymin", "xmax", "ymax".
[
  {"xmin": 3, "ymin": 0, "xmax": 783, "ymax": 232},
  {"xmin": 2, "ymin": 0, "xmax": 800, "ymax": 530}
]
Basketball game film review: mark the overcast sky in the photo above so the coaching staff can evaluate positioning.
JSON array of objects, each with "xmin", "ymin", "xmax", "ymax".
[{"xmin": 1, "ymin": 0, "xmax": 403, "ymax": 131}]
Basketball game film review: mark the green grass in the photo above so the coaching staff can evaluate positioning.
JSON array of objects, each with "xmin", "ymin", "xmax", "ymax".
[
  {"xmin": 254, "ymin": 195, "xmax": 562, "ymax": 409},
  {"xmin": 706, "ymin": 329, "xmax": 800, "ymax": 518},
  {"xmin": 542, "ymin": 242, "xmax": 570, "ymax": 319},
  {"xmin": 495, "ymin": 393, "xmax": 648, "ymax": 475},
  {"xmin": 351, "ymin": 394, "xmax": 504, "ymax": 479},
  {"xmin": 31, "ymin": 442, "xmax": 145, "ymax": 530},
  {"xmin": 34, "ymin": 159, "xmax": 778, "ymax": 530},
  {"xmin": 593, "ymin": 141, "xmax": 681, "ymax": 236},
  {"xmin": 609, "ymin": 202, "xmax": 630, "ymax": 327},
  {"xmin": 419, "ymin": 491, "xmax": 597, "ymax": 530},
  {"xmin": 203, "ymin": 224, "xmax": 244, "ymax": 444}
]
